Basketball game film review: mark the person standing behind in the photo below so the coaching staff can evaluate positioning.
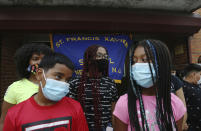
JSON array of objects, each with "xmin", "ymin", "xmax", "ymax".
[
  {"xmin": 3, "ymin": 52, "xmax": 88, "ymax": 131},
  {"xmin": 0, "ymin": 43, "xmax": 52, "ymax": 130},
  {"xmin": 68, "ymin": 45, "xmax": 118, "ymax": 131},
  {"xmin": 182, "ymin": 64, "xmax": 201, "ymax": 131},
  {"xmin": 113, "ymin": 39, "xmax": 186, "ymax": 131}
]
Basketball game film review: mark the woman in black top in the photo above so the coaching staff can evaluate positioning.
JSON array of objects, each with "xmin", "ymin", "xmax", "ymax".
[{"xmin": 68, "ymin": 45, "xmax": 118, "ymax": 131}]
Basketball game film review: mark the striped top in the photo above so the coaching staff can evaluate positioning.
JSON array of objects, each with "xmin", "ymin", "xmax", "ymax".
[{"xmin": 68, "ymin": 76, "xmax": 118, "ymax": 129}]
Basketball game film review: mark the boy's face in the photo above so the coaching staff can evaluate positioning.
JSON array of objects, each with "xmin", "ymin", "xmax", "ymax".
[
  {"xmin": 38, "ymin": 63, "xmax": 73, "ymax": 86},
  {"xmin": 171, "ymin": 70, "xmax": 176, "ymax": 76},
  {"xmin": 188, "ymin": 71, "xmax": 201, "ymax": 84}
]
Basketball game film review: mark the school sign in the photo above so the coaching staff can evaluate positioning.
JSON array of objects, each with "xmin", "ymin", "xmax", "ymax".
[{"xmin": 51, "ymin": 34, "xmax": 132, "ymax": 83}]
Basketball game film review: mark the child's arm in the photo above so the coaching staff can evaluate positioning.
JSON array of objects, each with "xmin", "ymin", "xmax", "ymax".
[
  {"xmin": 0, "ymin": 101, "xmax": 15, "ymax": 131},
  {"xmin": 114, "ymin": 116, "xmax": 128, "ymax": 131},
  {"xmin": 175, "ymin": 88, "xmax": 188, "ymax": 130},
  {"xmin": 176, "ymin": 116, "xmax": 184, "ymax": 131}
]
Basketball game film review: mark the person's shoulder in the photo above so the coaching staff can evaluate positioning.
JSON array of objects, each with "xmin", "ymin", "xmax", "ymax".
[
  {"xmin": 114, "ymin": 94, "xmax": 128, "ymax": 111},
  {"xmin": 171, "ymin": 93, "xmax": 180, "ymax": 100},
  {"xmin": 171, "ymin": 75, "xmax": 183, "ymax": 83},
  {"xmin": 63, "ymin": 97, "xmax": 82, "ymax": 109},
  {"xmin": 120, "ymin": 93, "xmax": 128, "ymax": 99},
  {"xmin": 102, "ymin": 76, "xmax": 115, "ymax": 83},
  {"xmin": 5, "ymin": 79, "xmax": 27, "ymax": 94},
  {"xmin": 118, "ymin": 94, "xmax": 128, "ymax": 103},
  {"xmin": 170, "ymin": 93, "xmax": 186, "ymax": 121},
  {"xmin": 171, "ymin": 93, "xmax": 183, "ymax": 107},
  {"xmin": 8, "ymin": 79, "xmax": 25, "ymax": 88},
  {"xmin": 69, "ymin": 76, "xmax": 81, "ymax": 83},
  {"xmin": 102, "ymin": 76, "xmax": 112, "ymax": 80},
  {"xmin": 7, "ymin": 97, "xmax": 31, "ymax": 115}
]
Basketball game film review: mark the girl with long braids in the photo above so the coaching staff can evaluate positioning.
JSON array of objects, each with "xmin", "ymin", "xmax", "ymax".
[
  {"xmin": 113, "ymin": 39, "xmax": 186, "ymax": 131},
  {"xmin": 68, "ymin": 45, "xmax": 118, "ymax": 131}
]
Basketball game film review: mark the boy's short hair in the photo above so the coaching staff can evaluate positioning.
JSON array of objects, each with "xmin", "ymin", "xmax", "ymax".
[
  {"xmin": 183, "ymin": 63, "xmax": 201, "ymax": 77},
  {"xmin": 39, "ymin": 52, "xmax": 74, "ymax": 71}
]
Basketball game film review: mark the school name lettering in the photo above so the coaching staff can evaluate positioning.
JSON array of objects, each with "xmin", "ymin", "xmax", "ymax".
[
  {"xmin": 75, "ymin": 67, "xmax": 121, "ymax": 76},
  {"xmin": 55, "ymin": 37, "xmax": 128, "ymax": 48},
  {"xmin": 79, "ymin": 58, "xmax": 114, "ymax": 66}
]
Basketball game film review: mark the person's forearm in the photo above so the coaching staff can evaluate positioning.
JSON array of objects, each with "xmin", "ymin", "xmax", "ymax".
[
  {"xmin": 0, "ymin": 117, "xmax": 4, "ymax": 131},
  {"xmin": 111, "ymin": 102, "xmax": 116, "ymax": 127},
  {"xmin": 175, "ymin": 88, "xmax": 188, "ymax": 130}
]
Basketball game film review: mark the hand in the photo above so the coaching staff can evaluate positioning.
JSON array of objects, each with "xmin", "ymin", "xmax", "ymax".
[{"xmin": 182, "ymin": 123, "xmax": 188, "ymax": 131}]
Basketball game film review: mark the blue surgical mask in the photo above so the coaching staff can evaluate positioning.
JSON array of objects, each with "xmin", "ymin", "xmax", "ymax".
[
  {"xmin": 132, "ymin": 63, "xmax": 156, "ymax": 88},
  {"xmin": 40, "ymin": 70, "xmax": 70, "ymax": 101}
]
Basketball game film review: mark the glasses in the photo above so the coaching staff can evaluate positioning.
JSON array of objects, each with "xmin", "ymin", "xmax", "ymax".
[{"xmin": 96, "ymin": 53, "xmax": 109, "ymax": 60}]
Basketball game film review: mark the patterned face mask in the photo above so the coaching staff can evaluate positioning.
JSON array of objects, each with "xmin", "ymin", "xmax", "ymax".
[{"xmin": 27, "ymin": 64, "xmax": 39, "ymax": 74}]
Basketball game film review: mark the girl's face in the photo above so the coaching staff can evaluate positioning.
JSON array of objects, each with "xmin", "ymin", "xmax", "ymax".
[
  {"xmin": 133, "ymin": 46, "xmax": 149, "ymax": 64},
  {"xmin": 96, "ymin": 47, "xmax": 108, "ymax": 60},
  {"xmin": 29, "ymin": 53, "xmax": 44, "ymax": 65}
]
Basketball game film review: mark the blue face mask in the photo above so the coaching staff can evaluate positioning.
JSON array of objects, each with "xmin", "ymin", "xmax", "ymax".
[
  {"xmin": 40, "ymin": 70, "xmax": 70, "ymax": 101},
  {"xmin": 132, "ymin": 63, "xmax": 156, "ymax": 88}
]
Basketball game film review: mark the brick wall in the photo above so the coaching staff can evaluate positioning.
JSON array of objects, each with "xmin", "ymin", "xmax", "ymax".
[
  {"xmin": 0, "ymin": 34, "xmax": 24, "ymax": 113},
  {"xmin": 190, "ymin": 9, "xmax": 201, "ymax": 63},
  {"xmin": 189, "ymin": 30, "xmax": 201, "ymax": 63}
]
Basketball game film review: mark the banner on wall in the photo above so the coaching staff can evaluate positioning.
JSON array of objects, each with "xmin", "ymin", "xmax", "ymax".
[{"xmin": 51, "ymin": 34, "xmax": 132, "ymax": 83}]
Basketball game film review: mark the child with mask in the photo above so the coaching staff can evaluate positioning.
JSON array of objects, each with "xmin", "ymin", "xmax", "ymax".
[
  {"xmin": 182, "ymin": 64, "xmax": 201, "ymax": 130},
  {"xmin": 68, "ymin": 45, "xmax": 118, "ymax": 131},
  {"xmin": 0, "ymin": 43, "xmax": 52, "ymax": 130},
  {"xmin": 113, "ymin": 39, "xmax": 186, "ymax": 131},
  {"xmin": 3, "ymin": 52, "xmax": 88, "ymax": 131}
]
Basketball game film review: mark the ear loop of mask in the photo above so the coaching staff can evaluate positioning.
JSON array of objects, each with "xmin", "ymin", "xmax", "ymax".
[{"xmin": 40, "ymin": 69, "xmax": 47, "ymax": 88}]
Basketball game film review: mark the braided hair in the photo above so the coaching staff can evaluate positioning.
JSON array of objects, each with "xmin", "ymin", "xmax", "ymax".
[
  {"xmin": 127, "ymin": 39, "xmax": 177, "ymax": 131},
  {"xmin": 78, "ymin": 45, "xmax": 109, "ymax": 130}
]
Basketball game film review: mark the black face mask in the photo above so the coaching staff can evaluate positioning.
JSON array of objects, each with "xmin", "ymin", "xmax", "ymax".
[{"xmin": 91, "ymin": 59, "xmax": 108, "ymax": 74}]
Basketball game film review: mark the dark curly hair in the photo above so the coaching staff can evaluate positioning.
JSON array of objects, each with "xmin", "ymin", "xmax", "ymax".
[
  {"xmin": 183, "ymin": 63, "xmax": 201, "ymax": 78},
  {"xmin": 14, "ymin": 43, "xmax": 53, "ymax": 79}
]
